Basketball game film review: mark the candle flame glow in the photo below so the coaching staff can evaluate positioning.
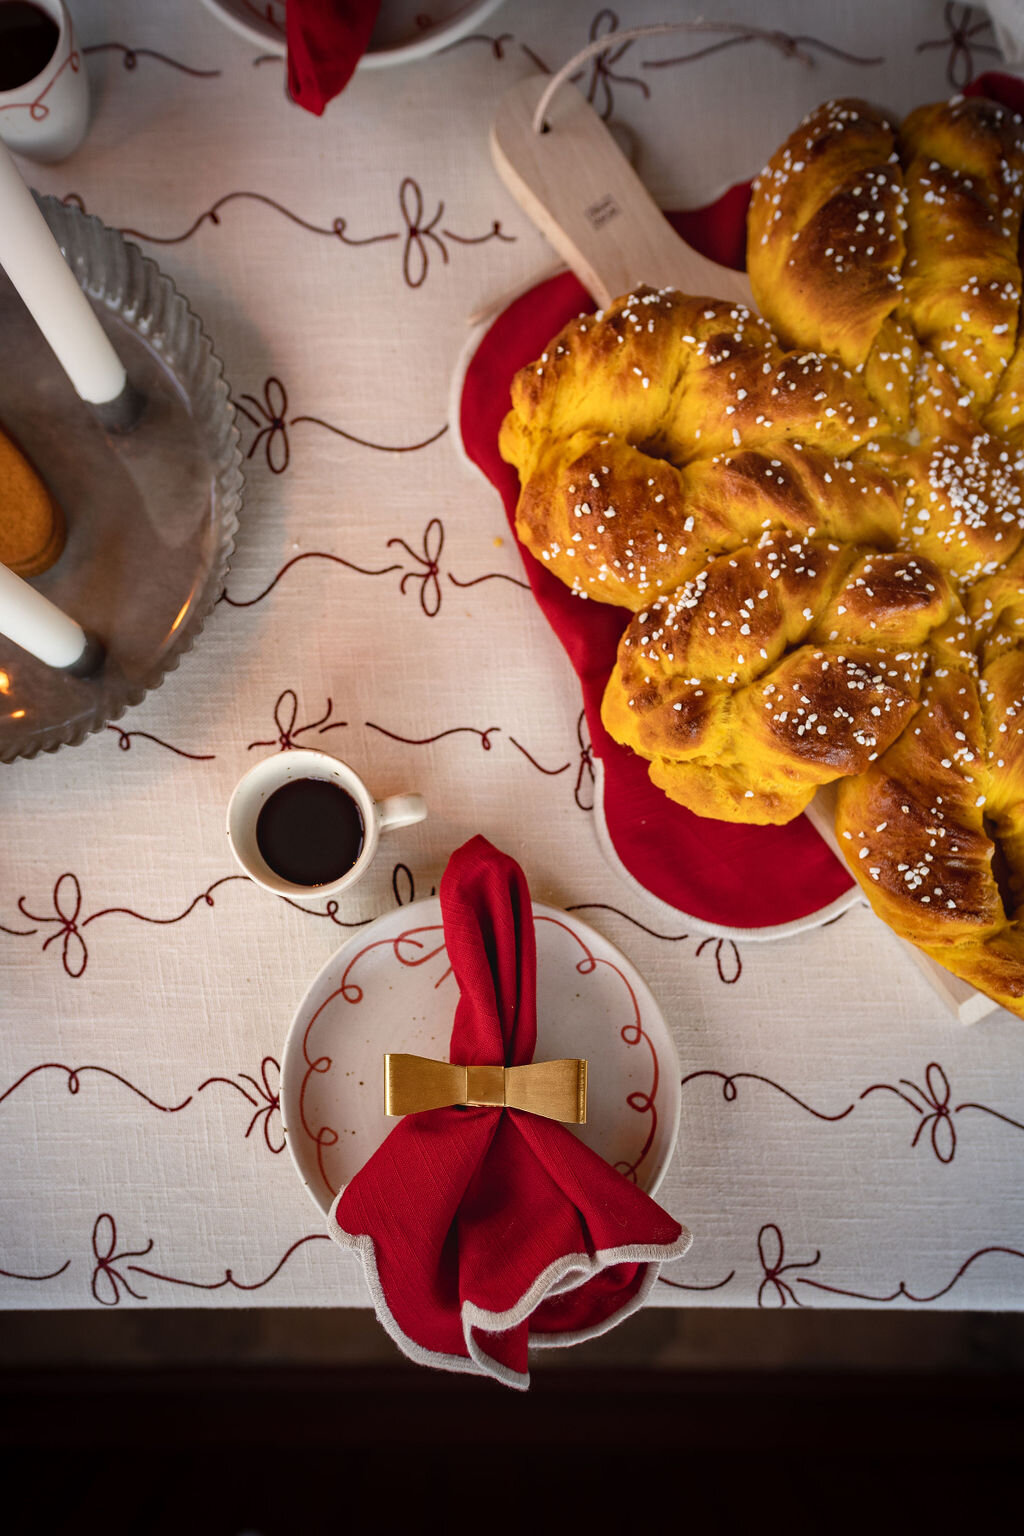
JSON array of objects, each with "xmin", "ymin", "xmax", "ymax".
[{"xmin": 169, "ymin": 595, "xmax": 193, "ymax": 636}]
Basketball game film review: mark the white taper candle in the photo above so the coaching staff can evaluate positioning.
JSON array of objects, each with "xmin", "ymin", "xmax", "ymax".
[
  {"xmin": 0, "ymin": 139, "xmax": 126, "ymax": 405},
  {"xmin": 0, "ymin": 561, "xmax": 88, "ymax": 669}
]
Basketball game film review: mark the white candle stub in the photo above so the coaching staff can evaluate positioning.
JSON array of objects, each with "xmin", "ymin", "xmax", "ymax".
[
  {"xmin": 0, "ymin": 139, "xmax": 126, "ymax": 405},
  {"xmin": 0, "ymin": 561, "xmax": 87, "ymax": 669}
]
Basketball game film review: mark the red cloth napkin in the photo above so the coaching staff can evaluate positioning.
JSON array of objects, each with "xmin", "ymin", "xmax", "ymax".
[
  {"xmin": 286, "ymin": 0, "xmax": 381, "ymax": 115},
  {"xmin": 458, "ymin": 72, "xmax": 1024, "ymax": 932},
  {"xmin": 329, "ymin": 836, "xmax": 690, "ymax": 1388}
]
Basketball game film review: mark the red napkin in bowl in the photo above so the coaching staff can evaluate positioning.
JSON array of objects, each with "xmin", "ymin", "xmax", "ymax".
[
  {"xmin": 286, "ymin": 0, "xmax": 382, "ymax": 115},
  {"xmin": 458, "ymin": 71, "xmax": 1024, "ymax": 933},
  {"xmin": 329, "ymin": 836, "xmax": 690, "ymax": 1388}
]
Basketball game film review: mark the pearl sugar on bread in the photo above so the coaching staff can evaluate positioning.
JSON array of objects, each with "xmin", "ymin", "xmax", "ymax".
[{"xmin": 500, "ymin": 91, "xmax": 1024, "ymax": 1018}]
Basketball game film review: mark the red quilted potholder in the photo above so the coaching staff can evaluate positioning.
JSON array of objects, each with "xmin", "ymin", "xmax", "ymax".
[{"xmin": 458, "ymin": 74, "xmax": 1024, "ymax": 932}]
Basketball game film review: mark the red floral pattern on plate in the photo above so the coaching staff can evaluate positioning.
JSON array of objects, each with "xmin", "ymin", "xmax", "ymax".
[{"xmin": 284, "ymin": 902, "xmax": 677, "ymax": 1209}]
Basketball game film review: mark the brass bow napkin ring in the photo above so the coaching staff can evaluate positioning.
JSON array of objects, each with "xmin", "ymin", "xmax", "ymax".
[{"xmin": 384, "ymin": 1054, "xmax": 588, "ymax": 1124}]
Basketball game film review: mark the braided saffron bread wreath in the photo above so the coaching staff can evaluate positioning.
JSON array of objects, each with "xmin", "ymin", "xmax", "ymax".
[{"xmin": 500, "ymin": 93, "xmax": 1024, "ymax": 1013}]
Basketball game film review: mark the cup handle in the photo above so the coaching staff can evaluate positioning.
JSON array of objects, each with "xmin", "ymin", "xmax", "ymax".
[{"xmin": 377, "ymin": 793, "xmax": 427, "ymax": 832}]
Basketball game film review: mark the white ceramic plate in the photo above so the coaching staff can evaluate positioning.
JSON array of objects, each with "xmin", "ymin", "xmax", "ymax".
[
  {"xmin": 280, "ymin": 898, "xmax": 681, "ymax": 1216},
  {"xmin": 201, "ymin": 0, "xmax": 508, "ymax": 68}
]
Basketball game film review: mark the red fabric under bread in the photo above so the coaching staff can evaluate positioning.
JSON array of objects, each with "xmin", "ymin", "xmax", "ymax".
[{"xmin": 459, "ymin": 75, "xmax": 1024, "ymax": 930}]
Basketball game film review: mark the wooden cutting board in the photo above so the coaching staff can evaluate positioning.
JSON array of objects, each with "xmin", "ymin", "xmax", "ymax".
[{"xmin": 491, "ymin": 73, "xmax": 997, "ymax": 1025}]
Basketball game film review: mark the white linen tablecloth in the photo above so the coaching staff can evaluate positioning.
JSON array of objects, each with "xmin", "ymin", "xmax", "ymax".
[{"xmin": 2, "ymin": 0, "xmax": 1024, "ymax": 1315}]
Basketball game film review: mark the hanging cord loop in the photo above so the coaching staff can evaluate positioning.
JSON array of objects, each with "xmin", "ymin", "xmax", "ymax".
[{"xmin": 531, "ymin": 20, "xmax": 815, "ymax": 135}]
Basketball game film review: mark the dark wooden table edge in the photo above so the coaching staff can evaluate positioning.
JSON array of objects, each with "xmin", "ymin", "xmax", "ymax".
[{"xmin": 2, "ymin": 1363, "xmax": 1022, "ymax": 1451}]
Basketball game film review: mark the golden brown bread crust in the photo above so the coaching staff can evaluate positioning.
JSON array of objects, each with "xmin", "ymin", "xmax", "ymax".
[
  {"xmin": 748, "ymin": 95, "xmax": 1024, "ymax": 420},
  {"xmin": 748, "ymin": 92, "xmax": 1024, "ymax": 596},
  {"xmin": 896, "ymin": 389, "xmax": 1024, "ymax": 584},
  {"xmin": 834, "ymin": 655, "xmax": 1024, "ymax": 1011},
  {"xmin": 502, "ymin": 287, "xmax": 890, "ymax": 619},
  {"xmin": 500, "ymin": 290, "xmax": 882, "ymax": 478},
  {"xmin": 749, "ymin": 97, "xmax": 1024, "ymax": 588},
  {"xmin": 832, "ymin": 539, "xmax": 1024, "ymax": 1014},
  {"xmin": 500, "ymin": 274, "xmax": 969, "ymax": 823},
  {"xmin": 514, "ymin": 429, "xmax": 901, "ymax": 610},
  {"xmin": 0, "ymin": 423, "xmax": 65, "ymax": 578},
  {"xmin": 744, "ymin": 93, "xmax": 1024, "ymax": 1012},
  {"xmin": 900, "ymin": 97, "xmax": 1024, "ymax": 409},
  {"xmin": 500, "ymin": 91, "xmax": 1024, "ymax": 1014},
  {"xmin": 500, "ymin": 287, "xmax": 706, "ymax": 474},
  {"xmin": 512, "ymin": 430, "xmax": 698, "ymax": 608},
  {"xmin": 836, "ymin": 541, "xmax": 1024, "ymax": 977},
  {"xmin": 747, "ymin": 100, "xmax": 909, "ymax": 388},
  {"xmin": 601, "ymin": 537, "xmax": 958, "ymax": 823}
]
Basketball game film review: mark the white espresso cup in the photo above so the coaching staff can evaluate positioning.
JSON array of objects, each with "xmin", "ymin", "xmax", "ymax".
[
  {"xmin": 0, "ymin": 0, "xmax": 90, "ymax": 164},
  {"xmin": 226, "ymin": 748, "xmax": 427, "ymax": 905}
]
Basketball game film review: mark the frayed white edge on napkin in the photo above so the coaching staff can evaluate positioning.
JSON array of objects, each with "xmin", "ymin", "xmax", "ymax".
[{"xmin": 328, "ymin": 1198, "xmax": 692, "ymax": 1390}]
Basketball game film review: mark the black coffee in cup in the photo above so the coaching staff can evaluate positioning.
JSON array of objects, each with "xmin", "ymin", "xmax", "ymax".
[
  {"xmin": 0, "ymin": 3, "xmax": 60, "ymax": 91},
  {"xmin": 255, "ymin": 777, "xmax": 365, "ymax": 887}
]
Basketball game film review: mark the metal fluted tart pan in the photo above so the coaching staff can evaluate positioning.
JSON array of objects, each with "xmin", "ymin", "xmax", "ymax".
[{"xmin": 0, "ymin": 195, "xmax": 243, "ymax": 763}]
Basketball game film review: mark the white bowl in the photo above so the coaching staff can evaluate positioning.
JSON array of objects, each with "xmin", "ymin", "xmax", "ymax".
[{"xmin": 200, "ymin": 0, "xmax": 508, "ymax": 69}]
